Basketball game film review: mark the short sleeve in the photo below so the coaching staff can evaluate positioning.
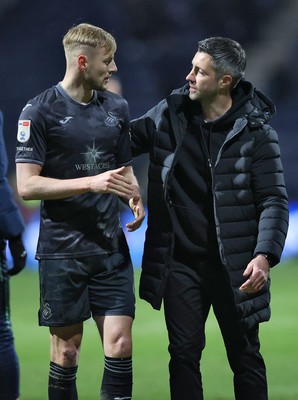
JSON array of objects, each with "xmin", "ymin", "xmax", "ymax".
[{"xmin": 15, "ymin": 100, "xmax": 48, "ymax": 167}]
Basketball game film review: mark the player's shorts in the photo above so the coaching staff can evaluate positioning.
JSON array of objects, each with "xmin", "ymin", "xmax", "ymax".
[{"xmin": 38, "ymin": 251, "xmax": 135, "ymax": 327}]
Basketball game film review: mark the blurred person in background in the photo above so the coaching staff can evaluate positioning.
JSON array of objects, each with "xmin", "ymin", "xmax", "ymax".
[
  {"xmin": 107, "ymin": 75, "xmax": 123, "ymax": 96},
  {"xmin": 0, "ymin": 109, "xmax": 27, "ymax": 400},
  {"xmin": 15, "ymin": 23, "xmax": 145, "ymax": 400},
  {"xmin": 130, "ymin": 37, "xmax": 289, "ymax": 400}
]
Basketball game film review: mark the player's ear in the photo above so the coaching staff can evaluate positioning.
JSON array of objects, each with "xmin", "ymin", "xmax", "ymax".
[
  {"xmin": 78, "ymin": 54, "xmax": 87, "ymax": 71},
  {"xmin": 220, "ymin": 74, "xmax": 233, "ymax": 89}
]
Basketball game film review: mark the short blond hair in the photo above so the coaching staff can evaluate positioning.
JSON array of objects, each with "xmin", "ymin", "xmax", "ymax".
[{"xmin": 63, "ymin": 23, "xmax": 116, "ymax": 54}]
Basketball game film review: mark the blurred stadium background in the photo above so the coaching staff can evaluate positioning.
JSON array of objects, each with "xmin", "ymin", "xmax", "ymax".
[{"xmin": 1, "ymin": 0, "xmax": 297, "ymax": 266}]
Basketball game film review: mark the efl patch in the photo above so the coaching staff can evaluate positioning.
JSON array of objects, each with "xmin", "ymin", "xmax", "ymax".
[{"xmin": 17, "ymin": 120, "xmax": 31, "ymax": 143}]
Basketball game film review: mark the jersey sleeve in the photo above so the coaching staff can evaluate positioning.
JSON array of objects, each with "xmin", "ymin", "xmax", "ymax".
[
  {"xmin": 15, "ymin": 100, "xmax": 48, "ymax": 167},
  {"xmin": 115, "ymin": 100, "xmax": 132, "ymax": 167}
]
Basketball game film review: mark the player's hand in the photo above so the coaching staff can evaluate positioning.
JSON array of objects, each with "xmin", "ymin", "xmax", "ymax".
[
  {"xmin": 91, "ymin": 166, "xmax": 133, "ymax": 198},
  {"xmin": 126, "ymin": 195, "xmax": 146, "ymax": 232},
  {"xmin": 8, "ymin": 234, "xmax": 27, "ymax": 276},
  {"xmin": 239, "ymin": 255, "xmax": 270, "ymax": 293}
]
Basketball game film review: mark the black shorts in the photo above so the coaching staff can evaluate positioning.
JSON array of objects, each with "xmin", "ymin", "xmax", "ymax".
[{"xmin": 38, "ymin": 252, "xmax": 135, "ymax": 327}]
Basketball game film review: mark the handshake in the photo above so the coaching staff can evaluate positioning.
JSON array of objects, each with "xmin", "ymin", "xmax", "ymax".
[{"xmin": 8, "ymin": 234, "xmax": 27, "ymax": 276}]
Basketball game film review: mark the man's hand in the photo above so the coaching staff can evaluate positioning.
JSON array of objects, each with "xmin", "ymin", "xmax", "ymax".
[
  {"xmin": 126, "ymin": 195, "xmax": 146, "ymax": 232},
  {"xmin": 8, "ymin": 234, "xmax": 27, "ymax": 276},
  {"xmin": 90, "ymin": 166, "xmax": 134, "ymax": 198},
  {"xmin": 239, "ymin": 255, "xmax": 270, "ymax": 293}
]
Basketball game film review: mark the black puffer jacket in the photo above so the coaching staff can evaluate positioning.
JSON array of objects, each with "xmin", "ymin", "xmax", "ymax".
[{"xmin": 130, "ymin": 80, "xmax": 289, "ymax": 331}]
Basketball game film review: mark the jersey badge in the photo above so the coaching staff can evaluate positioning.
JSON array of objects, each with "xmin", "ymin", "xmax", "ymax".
[
  {"xmin": 17, "ymin": 120, "xmax": 31, "ymax": 143},
  {"xmin": 104, "ymin": 112, "xmax": 118, "ymax": 127}
]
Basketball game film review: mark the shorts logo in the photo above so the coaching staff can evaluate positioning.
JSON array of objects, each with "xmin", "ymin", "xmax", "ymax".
[
  {"xmin": 42, "ymin": 303, "xmax": 52, "ymax": 320},
  {"xmin": 104, "ymin": 112, "xmax": 118, "ymax": 127},
  {"xmin": 17, "ymin": 120, "xmax": 31, "ymax": 143}
]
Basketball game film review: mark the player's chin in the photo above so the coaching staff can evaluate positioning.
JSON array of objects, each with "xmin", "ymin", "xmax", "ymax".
[
  {"xmin": 94, "ymin": 80, "xmax": 108, "ymax": 91},
  {"xmin": 190, "ymin": 90, "xmax": 201, "ymax": 101},
  {"xmin": 102, "ymin": 78, "xmax": 110, "ymax": 89}
]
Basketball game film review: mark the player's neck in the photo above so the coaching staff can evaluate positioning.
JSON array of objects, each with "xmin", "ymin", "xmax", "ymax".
[{"xmin": 60, "ymin": 79, "xmax": 93, "ymax": 104}]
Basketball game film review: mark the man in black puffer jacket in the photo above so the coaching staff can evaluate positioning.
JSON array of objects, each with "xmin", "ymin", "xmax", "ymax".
[{"xmin": 130, "ymin": 37, "xmax": 289, "ymax": 400}]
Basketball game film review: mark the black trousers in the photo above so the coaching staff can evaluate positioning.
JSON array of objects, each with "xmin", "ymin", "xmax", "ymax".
[
  {"xmin": 163, "ymin": 258, "xmax": 268, "ymax": 400},
  {"xmin": 0, "ymin": 245, "xmax": 20, "ymax": 400}
]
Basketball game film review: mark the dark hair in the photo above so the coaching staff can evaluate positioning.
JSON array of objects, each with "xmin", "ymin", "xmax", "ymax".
[{"xmin": 198, "ymin": 37, "xmax": 246, "ymax": 87}]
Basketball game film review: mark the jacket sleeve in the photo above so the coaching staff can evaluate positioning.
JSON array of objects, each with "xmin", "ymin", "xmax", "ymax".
[
  {"xmin": 252, "ymin": 124, "xmax": 289, "ymax": 265},
  {"xmin": 0, "ymin": 110, "xmax": 25, "ymax": 239},
  {"xmin": 0, "ymin": 179, "xmax": 25, "ymax": 239},
  {"xmin": 0, "ymin": 110, "xmax": 8, "ymax": 180},
  {"xmin": 130, "ymin": 99, "xmax": 167, "ymax": 157}
]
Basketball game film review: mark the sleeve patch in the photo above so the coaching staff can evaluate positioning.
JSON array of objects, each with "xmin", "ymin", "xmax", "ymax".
[{"xmin": 17, "ymin": 120, "xmax": 31, "ymax": 143}]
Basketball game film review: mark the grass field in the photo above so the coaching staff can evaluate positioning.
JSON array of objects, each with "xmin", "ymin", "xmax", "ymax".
[{"xmin": 10, "ymin": 258, "xmax": 298, "ymax": 399}]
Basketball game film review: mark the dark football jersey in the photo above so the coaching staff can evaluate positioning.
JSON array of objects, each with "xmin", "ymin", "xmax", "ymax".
[{"xmin": 15, "ymin": 84, "xmax": 132, "ymax": 259}]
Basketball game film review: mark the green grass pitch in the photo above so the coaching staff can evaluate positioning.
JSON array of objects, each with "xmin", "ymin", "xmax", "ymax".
[{"xmin": 10, "ymin": 258, "xmax": 298, "ymax": 399}]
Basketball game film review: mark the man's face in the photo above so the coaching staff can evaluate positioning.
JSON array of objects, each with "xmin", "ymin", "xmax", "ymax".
[
  {"xmin": 83, "ymin": 46, "xmax": 118, "ymax": 91},
  {"xmin": 186, "ymin": 51, "xmax": 221, "ymax": 102}
]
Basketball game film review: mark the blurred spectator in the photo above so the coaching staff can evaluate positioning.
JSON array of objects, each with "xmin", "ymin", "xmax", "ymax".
[{"xmin": 0, "ymin": 109, "xmax": 27, "ymax": 400}]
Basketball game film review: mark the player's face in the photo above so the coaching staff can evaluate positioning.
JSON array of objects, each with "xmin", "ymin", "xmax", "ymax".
[
  {"xmin": 84, "ymin": 46, "xmax": 118, "ymax": 91},
  {"xmin": 186, "ymin": 52, "xmax": 222, "ymax": 102}
]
